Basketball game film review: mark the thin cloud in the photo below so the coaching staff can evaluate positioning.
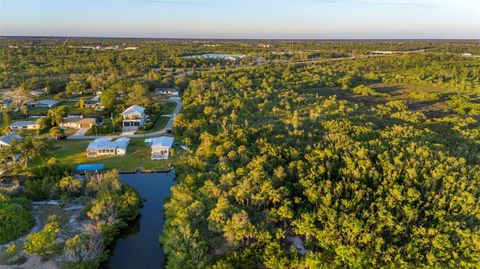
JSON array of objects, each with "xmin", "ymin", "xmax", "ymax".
[
  {"xmin": 297, "ymin": 0, "xmax": 437, "ymax": 8},
  {"xmin": 134, "ymin": 0, "xmax": 212, "ymax": 4}
]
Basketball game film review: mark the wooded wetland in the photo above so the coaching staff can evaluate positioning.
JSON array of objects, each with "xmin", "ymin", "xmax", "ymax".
[{"xmin": 0, "ymin": 39, "xmax": 479, "ymax": 268}]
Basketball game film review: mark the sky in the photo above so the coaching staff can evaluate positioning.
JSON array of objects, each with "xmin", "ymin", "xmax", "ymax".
[{"xmin": 0, "ymin": 0, "xmax": 479, "ymax": 39}]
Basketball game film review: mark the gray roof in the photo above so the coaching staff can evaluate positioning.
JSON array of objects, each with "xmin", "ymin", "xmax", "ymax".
[
  {"xmin": 149, "ymin": 136, "xmax": 174, "ymax": 149},
  {"xmin": 123, "ymin": 105, "xmax": 145, "ymax": 116},
  {"xmin": 36, "ymin": 99, "xmax": 59, "ymax": 106},
  {"xmin": 0, "ymin": 133, "xmax": 22, "ymax": 145},
  {"xmin": 10, "ymin": 121, "xmax": 38, "ymax": 127}
]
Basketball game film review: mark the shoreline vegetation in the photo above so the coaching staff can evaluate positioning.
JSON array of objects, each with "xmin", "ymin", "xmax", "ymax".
[{"xmin": 1, "ymin": 167, "xmax": 141, "ymax": 269}]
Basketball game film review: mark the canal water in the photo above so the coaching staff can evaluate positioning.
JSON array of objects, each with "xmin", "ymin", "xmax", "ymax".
[{"xmin": 103, "ymin": 173, "xmax": 176, "ymax": 269}]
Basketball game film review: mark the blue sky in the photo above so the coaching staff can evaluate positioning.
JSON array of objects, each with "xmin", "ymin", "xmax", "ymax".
[{"xmin": 0, "ymin": 0, "xmax": 479, "ymax": 38}]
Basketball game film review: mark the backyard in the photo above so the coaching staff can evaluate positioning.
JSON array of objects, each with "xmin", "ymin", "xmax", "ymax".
[{"xmin": 30, "ymin": 138, "xmax": 186, "ymax": 171}]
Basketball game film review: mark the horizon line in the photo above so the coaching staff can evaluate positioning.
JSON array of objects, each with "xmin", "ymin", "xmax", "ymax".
[{"xmin": 2, "ymin": 35, "xmax": 480, "ymax": 41}]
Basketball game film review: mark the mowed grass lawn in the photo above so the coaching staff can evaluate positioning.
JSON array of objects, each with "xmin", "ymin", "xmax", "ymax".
[{"xmin": 32, "ymin": 138, "xmax": 185, "ymax": 171}]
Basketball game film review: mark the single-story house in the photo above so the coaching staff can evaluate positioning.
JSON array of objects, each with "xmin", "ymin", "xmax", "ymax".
[
  {"xmin": 10, "ymin": 121, "xmax": 40, "ymax": 131},
  {"xmin": 85, "ymin": 96, "xmax": 104, "ymax": 110},
  {"xmin": 86, "ymin": 137, "xmax": 130, "ymax": 157},
  {"xmin": 145, "ymin": 136, "xmax": 174, "ymax": 160},
  {"xmin": 30, "ymin": 89, "xmax": 46, "ymax": 96},
  {"xmin": 1, "ymin": 99, "xmax": 12, "ymax": 109},
  {"xmin": 0, "ymin": 132, "xmax": 22, "ymax": 147},
  {"xmin": 84, "ymin": 89, "xmax": 103, "ymax": 96},
  {"xmin": 155, "ymin": 88, "xmax": 179, "ymax": 97},
  {"xmin": 60, "ymin": 117, "xmax": 97, "ymax": 129},
  {"xmin": 122, "ymin": 105, "xmax": 146, "ymax": 129},
  {"xmin": 30, "ymin": 99, "xmax": 59, "ymax": 108}
]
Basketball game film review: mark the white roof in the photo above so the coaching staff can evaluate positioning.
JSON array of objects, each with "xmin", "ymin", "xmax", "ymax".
[
  {"xmin": 149, "ymin": 136, "xmax": 174, "ymax": 149},
  {"xmin": 0, "ymin": 133, "xmax": 22, "ymax": 145},
  {"xmin": 10, "ymin": 121, "xmax": 38, "ymax": 127},
  {"xmin": 87, "ymin": 137, "xmax": 130, "ymax": 151},
  {"xmin": 122, "ymin": 105, "xmax": 145, "ymax": 116},
  {"xmin": 37, "ymin": 99, "xmax": 59, "ymax": 106}
]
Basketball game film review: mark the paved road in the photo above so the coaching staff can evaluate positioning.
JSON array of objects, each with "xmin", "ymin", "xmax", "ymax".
[{"xmin": 67, "ymin": 98, "xmax": 183, "ymax": 140}]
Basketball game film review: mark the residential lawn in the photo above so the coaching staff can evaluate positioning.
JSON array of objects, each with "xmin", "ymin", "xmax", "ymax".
[
  {"xmin": 136, "ymin": 101, "xmax": 177, "ymax": 134},
  {"xmin": 158, "ymin": 101, "xmax": 177, "ymax": 115},
  {"xmin": 136, "ymin": 116, "xmax": 170, "ymax": 134},
  {"xmin": 150, "ymin": 116, "xmax": 170, "ymax": 132},
  {"xmin": 31, "ymin": 138, "xmax": 186, "ymax": 171}
]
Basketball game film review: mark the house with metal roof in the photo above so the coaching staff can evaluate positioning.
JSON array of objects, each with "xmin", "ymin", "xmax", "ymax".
[
  {"xmin": 0, "ymin": 132, "xmax": 22, "ymax": 147},
  {"xmin": 30, "ymin": 99, "xmax": 60, "ymax": 108},
  {"xmin": 145, "ymin": 136, "xmax": 174, "ymax": 160},
  {"xmin": 86, "ymin": 137, "xmax": 130, "ymax": 157},
  {"xmin": 10, "ymin": 121, "xmax": 40, "ymax": 131},
  {"xmin": 122, "ymin": 105, "xmax": 146, "ymax": 129}
]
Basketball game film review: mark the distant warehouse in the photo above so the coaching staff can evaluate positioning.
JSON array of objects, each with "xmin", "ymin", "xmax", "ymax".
[{"xmin": 86, "ymin": 138, "xmax": 130, "ymax": 157}]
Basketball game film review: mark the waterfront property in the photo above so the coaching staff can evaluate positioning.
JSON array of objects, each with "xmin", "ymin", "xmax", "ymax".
[
  {"xmin": 0, "ymin": 132, "xmax": 22, "ymax": 147},
  {"xmin": 122, "ymin": 105, "xmax": 146, "ymax": 129},
  {"xmin": 86, "ymin": 137, "xmax": 130, "ymax": 157},
  {"xmin": 145, "ymin": 136, "xmax": 174, "ymax": 160},
  {"xmin": 10, "ymin": 121, "xmax": 40, "ymax": 131}
]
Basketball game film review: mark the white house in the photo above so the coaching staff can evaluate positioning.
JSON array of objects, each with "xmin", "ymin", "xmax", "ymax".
[
  {"xmin": 0, "ymin": 133, "xmax": 22, "ymax": 147},
  {"xmin": 122, "ymin": 105, "xmax": 146, "ymax": 129},
  {"xmin": 155, "ymin": 88, "xmax": 179, "ymax": 97},
  {"xmin": 86, "ymin": 138, "xmax": 130, "ymax": 157},
  {"xmin": 31, "ymin": 99, "xmax": 59, "ymax": 108},
  {"xmin": 145, "ymin": 136, "xmax": 174, "ymax": 160},
  {"xmin": 30, "ymin": 89, "xmax": 46, "ymax": 96},
  {"xmin": 10, "ymin": 121, "xmax": 40, "ymax": 131}
]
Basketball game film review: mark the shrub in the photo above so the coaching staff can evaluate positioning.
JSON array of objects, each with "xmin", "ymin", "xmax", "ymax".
[
  {"xmin": 0, "ymin": 202, "xmax": 34, "ymax": 244},
  {"xmin": 352, "ymin": 85, "xmax": 390, "ymax": 97}
]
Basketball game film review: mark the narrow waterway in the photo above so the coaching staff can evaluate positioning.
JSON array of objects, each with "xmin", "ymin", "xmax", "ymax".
[{"xmin": 103, "ymin": 172, "xmax": 176, "ymax": 269}]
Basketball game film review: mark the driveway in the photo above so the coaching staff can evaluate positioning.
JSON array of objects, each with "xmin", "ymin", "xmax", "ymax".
[
  {"xmin": 70, "ymin": 128, "xmax": 90, "ymax": 138},
  {"xmin": 67, "ymin": 98, "xmax": 183, "ymax": 140}
]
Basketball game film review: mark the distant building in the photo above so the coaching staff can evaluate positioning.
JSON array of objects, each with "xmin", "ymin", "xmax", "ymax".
[
  {"xmin": 85, "ymin": 96, "xmax": 104, "ymax": 110},
  {"xmin": 84, "ymin": 89, "xmax": 103, "ymax": 96},
  {"xmin": 10, "ymin": 121, "xmax": 40, "ymax": 131},
  {"xmin": 30, "ymin": 89, "xmax": 46, "ymax": 96},
  {"xmin": 0, "ymin": 132, "xmax": 22, "ymax": 147},
  {"xmin": 155, "ymin": 88, "xmax": 180, "ymax": 97},
  {"xmin": 30, "ymin": 99, "xmax": 59, "ymax": 108},
  {"xmin": 1, "ymin": 99, "xmax": 12, "ymax": 109},
  {"xmin": 86, "ymin": 138, "xmax": 130, "ymax": 157},
  {"xmin": 60, "ymin": 117, "xmax": 97, "ymax": 129},
  {"xmin": 145, "ymin": 136, "xmax": 174, "ymax": 160},
  {"xmin": 122, "ymin": 105, "xmax": 146, "ymax": 129}
]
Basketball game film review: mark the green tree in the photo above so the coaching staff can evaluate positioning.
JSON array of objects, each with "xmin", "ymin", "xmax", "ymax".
[{"xmin": 24, "ymin": 215, "xmax": 61, "ymax": 257}]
